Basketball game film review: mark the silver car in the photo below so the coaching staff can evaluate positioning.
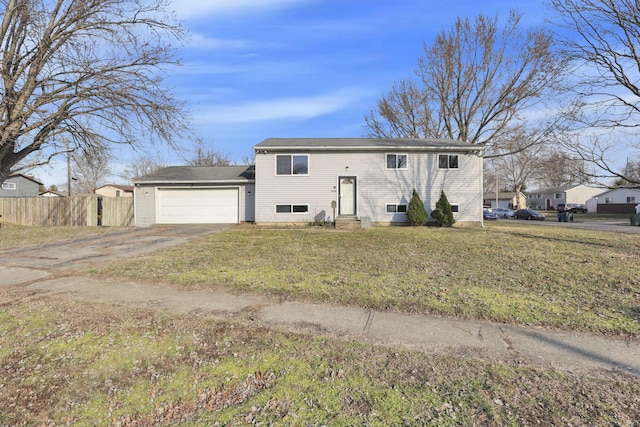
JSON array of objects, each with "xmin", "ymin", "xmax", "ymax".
[{"xmin": 493, "ymin": 208, "xmax": 514, "ymax": 218}]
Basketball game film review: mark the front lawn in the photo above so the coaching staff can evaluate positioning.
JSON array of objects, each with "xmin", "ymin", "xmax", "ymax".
[
  {"xmin": 1, "ymin": 291, "xmax": 638, "ymax": 426},
  {"xmin": 93, "ymin": 222, "xmax": 640, "ymax": 337}
]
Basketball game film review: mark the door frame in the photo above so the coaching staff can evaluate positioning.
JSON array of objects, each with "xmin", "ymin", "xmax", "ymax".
[{"xmin": 338, "ymin": 176, "xmax": 357, "ymax": 216}]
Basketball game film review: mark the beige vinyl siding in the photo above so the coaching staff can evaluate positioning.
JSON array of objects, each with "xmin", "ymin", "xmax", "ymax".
[
  {"xmin": 242, "ymin": 184, "xmax": 256, "ymax": 222},
  {"xmin": 255, "ymin": 150, "xmax": 482, "ymax": 224},
  {"xmin": 134, "ymin": 185, "xmax": 157, "ymax": 227},
  {"xmin": 565, "ymin": 185, "xmax": 604, "ymax": 205}
]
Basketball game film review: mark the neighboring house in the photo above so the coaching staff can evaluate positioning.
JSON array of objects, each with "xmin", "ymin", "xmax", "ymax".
[
  {"xmin": 95, "ymin": 184, "xmax": 134, "ymax": 198},
  {"xmin": 526, "ymin": 184, "xmax": 603, "ymax": 211},
  {"xmin": 133, "ymin": 165, "xmax": 255, "ymax": 226},
  {"xmin": 253, "ymin": 138, "xmax": 485, "ymax": 225},
  {"xmin": 0, "ymin": 174, "xmax": 42, "ymax": 197},
  {"xmin": 483, "ymin": 191, "xmax": 526, "ymax": 210},
  {"xmin": 592, "ymin": 187, "xmax": 640, "ymax": 214},
  {"xmin": 39, "ymin": 190, "xmax": 66, "ymax": 197}
]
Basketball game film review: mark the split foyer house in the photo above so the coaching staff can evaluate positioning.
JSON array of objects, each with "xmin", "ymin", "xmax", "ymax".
[
  {"xmin": 526, "ymin": 184, "xmax": 603, "ymax": 211},
  {"xmin": 0, "ymin": 174, "xmax": 42, "ymax": 197},
  {"xmin": 133, "ymin": 138, "xmax": 485, "ymax": 226}
]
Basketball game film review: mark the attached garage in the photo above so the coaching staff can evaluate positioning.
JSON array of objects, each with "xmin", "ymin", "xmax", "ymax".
[
  {"xmin": 157, "ymin": 187, "xmax": 239, "ymax": 224},
  {"xmin": 133, "ymin": 165, "xmax": 255, "ymax": 227}
]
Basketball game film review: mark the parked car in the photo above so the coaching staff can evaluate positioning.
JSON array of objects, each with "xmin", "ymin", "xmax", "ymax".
[
  {"xmin": 483, "ymin": 208, "xmax": 498, "ymax": 220},
  {"xmin": 555, "ymin": 203, "xmax": 587, "ymax": 213},
  {"xmin": 514, "ymin": 209, "xmax": 545, "ymax": 220},
  {"xmin": 493, "ymin": 208, "xmax": 514, "ymax": 218}
]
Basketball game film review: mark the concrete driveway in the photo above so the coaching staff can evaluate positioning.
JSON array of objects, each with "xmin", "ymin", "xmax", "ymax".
[
  {"xmin": 0, "ymin": 224, "xmax": 230, "ymax": 271},
  {"xmin": 1, "ymin": 224, "xmax": 639, "ymax": 378}
]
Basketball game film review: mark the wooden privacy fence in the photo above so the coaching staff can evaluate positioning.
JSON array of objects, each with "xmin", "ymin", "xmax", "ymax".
[{"xmin": 0, "ymin": 196, "xmax": 134, "ymax": 226}]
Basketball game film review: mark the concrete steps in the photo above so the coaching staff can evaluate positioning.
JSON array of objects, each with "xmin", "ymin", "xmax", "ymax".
[{"xmin": 335, "ymin": 216, "xmax": 361, "ymax": 230}]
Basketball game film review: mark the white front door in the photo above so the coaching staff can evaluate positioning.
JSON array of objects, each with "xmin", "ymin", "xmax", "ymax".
[{"xmin": 339, "ymin": 176, "xmax": 356, "ymax": 216}]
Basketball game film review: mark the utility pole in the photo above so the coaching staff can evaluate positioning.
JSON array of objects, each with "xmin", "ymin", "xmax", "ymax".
[{"xmin": 65, "ymin": 138, "xmax": 71, "ymax": 197}]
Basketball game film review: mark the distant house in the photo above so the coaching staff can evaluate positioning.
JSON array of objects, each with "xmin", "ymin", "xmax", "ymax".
[
  {"xmin": 592, "ymin": 187, "xmax": 640, "ymax": 214},
  {"xmin": 483, "ymin": 191, "xmax": 526, "ymax": 210},
  {"xmin": 526, "ymin": 184, "xmax": 603, "ymax": 211},
  {"xmin": 95, "ymin": 184, "xmax": 133, "ymax": 198},
  {"xmin": 0, "ymin": 174, "xmax": 42, "ymax": 197},
  {"xmin": 39, "ymin": 190, "xmax": 66, "ymax": 197}
]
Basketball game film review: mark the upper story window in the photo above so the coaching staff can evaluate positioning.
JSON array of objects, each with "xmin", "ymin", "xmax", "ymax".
[
  {"xmin": 438, "ymin": 154, "xmax": 459, "ymax": 169},
  {"xmin": 386, "ymin": 153, "xmax": 408, "ymax": 169},
  {"xmin": 276, "ymin": 154, "xmax": 308, "ymax": 175},
  {"xmin": 554, "ymin": 193, "xmax": 562, "ymax": 199},
  {"xmin": 2, "ymin": 182, "xmax": 16, "ymax": 190},
  {"xmin": 627, "ymin": 196, "xmax": 636, "ymax": 203}
]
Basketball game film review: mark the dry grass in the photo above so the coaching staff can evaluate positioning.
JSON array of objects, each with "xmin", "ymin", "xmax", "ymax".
[
  {"xmin": 92, "ymin": 222, "xmax": 640, "ymax": 337},
  {"xmin": 0, "ymin": 222, "xmax": 123, "ymax": 248},
  {"xmin": 1, "ymin": 289, "xmax": 639, "ymax": 426}
]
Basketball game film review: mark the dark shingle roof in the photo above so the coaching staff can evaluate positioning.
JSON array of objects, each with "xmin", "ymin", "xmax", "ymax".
[
  {"xmin": 254, "ymin": 137, "xmax": 483, "ymax": 152},
  {"xmin": 133, "ymin": 165, "xmax": 255, "ymax": 184}
]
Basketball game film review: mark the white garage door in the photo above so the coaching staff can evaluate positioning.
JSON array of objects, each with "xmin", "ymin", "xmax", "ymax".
[{"xmin": 157, "ymin": 188, "xmax": 239, "ymax": 224}]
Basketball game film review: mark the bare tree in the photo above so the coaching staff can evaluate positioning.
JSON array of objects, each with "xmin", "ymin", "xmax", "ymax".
[
  {"xmin": 122, "ymin": 157, "xmax": 167, "ymax": 181},
  {"xmin": 365, "ymin": 11, "xmax": 567, "ymax": 155},
  {"xmin": 550, "ymin": 0, "xmax": 640, "ymax": 183},
  {"xmin": 0, "ymin": 0, "xmax": 188, "ymax": 184},
  {"xmin": 532, "ymin": 150, "xmax": 591, "ymax": 188},
  {"xmin": 71, "ymin": 146, "xmax": 111, "ymax": 194},
  {"xmin": 181, "ymin": 138, "xmax": 230, "ymax": 167},
  {"xmin": 489, "ymin": 135, "xmax": 541, "ymax": 202}
]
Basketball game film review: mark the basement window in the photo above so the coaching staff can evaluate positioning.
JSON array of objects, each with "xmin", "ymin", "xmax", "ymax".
[{"xmin": 275, "ymin": 204, "xmax": 309, "ymax": 214}]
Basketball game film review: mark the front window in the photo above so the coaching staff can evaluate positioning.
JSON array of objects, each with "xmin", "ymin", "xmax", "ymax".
[
  {"xmin": 275, "ymin": 204, "xmax": 309, "ymax": 214},
  {"xmin": 276, "ymin": 155, "xmax": 308, "ymax": 175},
  {"xmin": 438, "ymin": 154, "xmax": 459, "ymax": 169},
  {"xmin": 627, "ymin": 196, "xmax": 636, "ymax": 203},
  {"xmin": 386, "ymin": 153, "xmax": 408, "ymax": 169},
  {"xmin": 385, "ymin": 203, "xmax": 408, "ymax": 213},
  {"xmin": 555, "ymin": 193, "xmax": 561, "ymax": 199},
  {"xmin": 450, "ymin": 204, "xmax": 460, "ymax": 213},
  {"xmin": 2, "ymin": 182, "xmax": 16, "ymax": 190}
]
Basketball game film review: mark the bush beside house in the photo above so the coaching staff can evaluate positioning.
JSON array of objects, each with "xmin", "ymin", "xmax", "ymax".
[
  {"xmin": 406, "ymin": 189, "xmax": 428, "ymax": 226},
  {"xmin": 431, "ymin": 191, "xmax": 456, "ymax": 227}
]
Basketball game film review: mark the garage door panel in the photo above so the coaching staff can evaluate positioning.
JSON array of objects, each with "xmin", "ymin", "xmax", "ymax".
[{"xmin": 157, "ymin": 188, "xmax": 239, "ymax": 224}]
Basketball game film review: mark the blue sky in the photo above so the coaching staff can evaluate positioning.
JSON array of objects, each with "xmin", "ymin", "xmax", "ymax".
[{"xmin": 39, "ymin": 0, "xmax": 549, "ymax": 187}]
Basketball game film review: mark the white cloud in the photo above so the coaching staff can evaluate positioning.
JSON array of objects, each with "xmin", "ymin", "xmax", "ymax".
[
  {"xmin": 192, "ymin": 88, "xmax": 371, "ymax": 124},
  {"xmin": 172, "ymin": 0, "xmax": 312, "ymax": 20},
  {"xmin": 188, "ymin": 33, "xmax": 250, "ymax": 50}
]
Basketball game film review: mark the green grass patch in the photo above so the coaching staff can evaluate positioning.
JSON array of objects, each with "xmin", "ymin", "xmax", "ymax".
[
  {"xmin": 1, "ymin": 292, "xmax": 638, "ymax": 425},
  {"xmin": 92, "ymin": 223, "xmax": 640, "ymax": 336}
]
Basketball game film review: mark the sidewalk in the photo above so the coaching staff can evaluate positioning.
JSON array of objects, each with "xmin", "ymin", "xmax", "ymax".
[{"xmin": 4, "ymin": 266, "xmax": 639, "ymax": 378}]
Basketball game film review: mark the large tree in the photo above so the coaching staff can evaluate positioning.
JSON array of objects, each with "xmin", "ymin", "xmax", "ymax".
[
  {"xmin": 365, "ymin": 11, "xmax": 566, "ymax": 155},
  {"xmin": 0, "ymin": 0, "xmax": 187, "ymax": 183},
  {"xmin": 550, "ymin": 0, "xmax": 640, "ymax": 184}
]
